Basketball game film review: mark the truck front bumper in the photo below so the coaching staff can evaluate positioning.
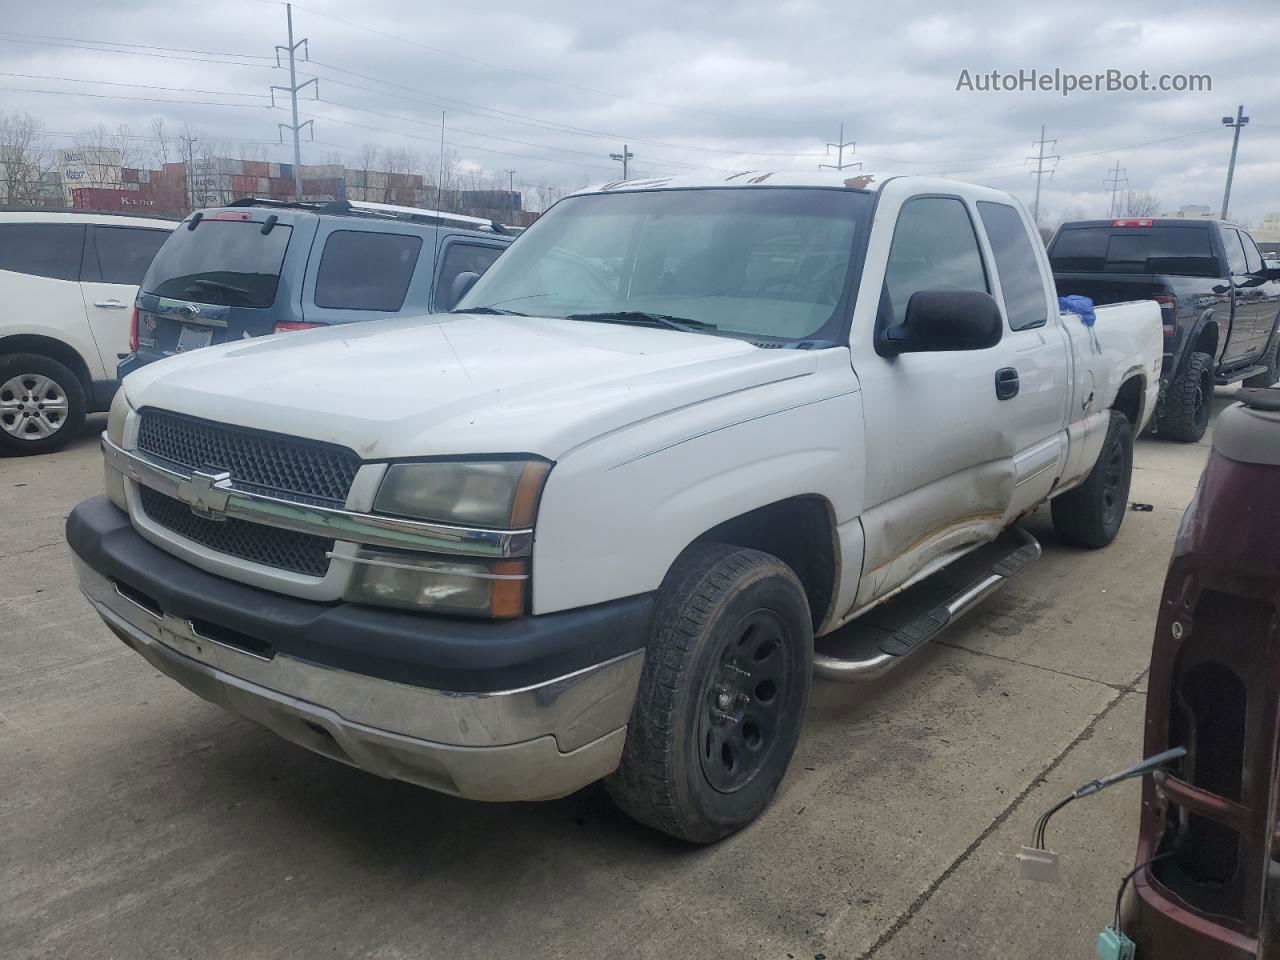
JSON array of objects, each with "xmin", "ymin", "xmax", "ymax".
[{"xmin": 68, "ymin": 497, "xmax": 651, "ymax": 802}]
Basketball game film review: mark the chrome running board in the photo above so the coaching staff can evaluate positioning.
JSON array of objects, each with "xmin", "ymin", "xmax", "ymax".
[{"xmin": 813, "ymin": 526, "xmax": 1042, "ymax": 682}]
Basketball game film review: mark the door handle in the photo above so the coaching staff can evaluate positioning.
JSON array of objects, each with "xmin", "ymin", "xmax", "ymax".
[
  {"xmin": 995, "ymin": 367, "xmax": 1020, "ymax": 400},
  {"xmin": 94, "ymin": 299, "xmax": 128, "ymax": 309}
]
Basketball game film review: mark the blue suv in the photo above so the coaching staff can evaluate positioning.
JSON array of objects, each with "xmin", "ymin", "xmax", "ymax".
[{"xmin": 121, "ymin": 198, "xmax": 513, "ymax": 375}]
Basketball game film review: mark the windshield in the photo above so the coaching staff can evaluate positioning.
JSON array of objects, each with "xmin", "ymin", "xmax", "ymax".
[
  {"xmin": 143, "ymin": 219, "xmax": 293, "ymax": 308},
  {"xmin": 457, "ymin": 187, "xmax": 873, "ymax": 341}
]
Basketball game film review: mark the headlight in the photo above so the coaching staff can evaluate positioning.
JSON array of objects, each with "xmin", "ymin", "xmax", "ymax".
[
  {"xmin": 104, "ymin": 389, "xmax": 131, "ymax": 510},
  {"xmin": 344, "ymin": 548, "xmax": 527, "ymax": 618},
  {"xmin": 374, "ymin": 459, "xmax": 550, "ymax": 528}
]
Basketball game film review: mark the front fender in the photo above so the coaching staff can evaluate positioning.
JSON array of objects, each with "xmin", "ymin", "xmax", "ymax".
[{"xmin": 531, "ymin": 385, "xmax": 865, "ymax": 616}]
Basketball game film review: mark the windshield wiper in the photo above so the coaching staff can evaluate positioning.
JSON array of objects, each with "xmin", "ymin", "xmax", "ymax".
[
  {"xmin": 454, "ymin": 305, "xmax": 528, "ymax": 316},
  {"xmin": 564, "ymin": 311, "xmax": 717, "ymax": 333}
]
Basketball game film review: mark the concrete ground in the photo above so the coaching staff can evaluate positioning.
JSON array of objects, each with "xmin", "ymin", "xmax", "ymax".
[{"xmin": 0, "ymin": 395, "xmax": 1234, "ymax": 960}]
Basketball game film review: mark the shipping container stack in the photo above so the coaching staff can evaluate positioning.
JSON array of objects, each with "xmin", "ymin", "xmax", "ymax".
[{"xmin": 63, "ymin": 153, "xmax": 531, "ymax": 224}]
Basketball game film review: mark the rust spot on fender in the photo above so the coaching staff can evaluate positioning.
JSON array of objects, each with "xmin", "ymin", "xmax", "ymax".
[{"xmin": 844, "ymin": 174, "xmax": 876, "ymax": 190}]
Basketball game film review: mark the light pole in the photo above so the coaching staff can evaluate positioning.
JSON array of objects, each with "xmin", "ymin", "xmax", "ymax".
[{"xmin": 1221, "ymin": 105, "xmax": 1249, "ymax": 220}]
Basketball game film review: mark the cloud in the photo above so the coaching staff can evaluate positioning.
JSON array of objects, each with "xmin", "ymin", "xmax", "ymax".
[{"xmin": 2, "ymin": 0, "xmax": 1276, "ymax": 221}]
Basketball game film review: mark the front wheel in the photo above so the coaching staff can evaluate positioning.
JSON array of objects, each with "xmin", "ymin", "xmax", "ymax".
[
  {"xmin": 1051, "ymin": 411, "xmax": 1134, "ymax": 549},
  {"xmin": 605, "ymin": 544, "xmax": 813, "ymax": 843}
]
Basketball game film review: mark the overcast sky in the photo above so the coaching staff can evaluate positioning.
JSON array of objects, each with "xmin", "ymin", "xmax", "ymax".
[{"xmin": 3, "ymin": 0, "xmax": 1278, "ymax": 223}]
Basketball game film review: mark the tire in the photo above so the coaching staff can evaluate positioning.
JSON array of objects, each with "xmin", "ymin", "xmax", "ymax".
[
  {"xmin": 605, "ymin": 543, "xmax": 813, "ymax": 844},
  {"xmin": 1051, "ymin": 411, "xmax": 1134, "ymax": 549},
  {"xmin": 1155, "ymin": 351, "xmax": 1213, "ymax": 443},
  {"xmin": 1244, "ymin": 334, "xmax": 1279, "ymax": 388},
  {"xmin": 0, "ymin": 353, "xmax": 86, "ymax": 456}
]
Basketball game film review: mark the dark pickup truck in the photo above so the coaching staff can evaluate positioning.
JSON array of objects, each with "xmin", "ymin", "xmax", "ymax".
[{"xmin": 1050, "ymin": 218, "xmax": 1280, "ymax": 441}]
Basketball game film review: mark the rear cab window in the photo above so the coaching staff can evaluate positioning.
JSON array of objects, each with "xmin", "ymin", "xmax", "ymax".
[
  {"xmin": 143, "ymin": 218, "xmax": 292, "ymax": 308},
  {"xmin": 978, "ymin": 202, "xmax": 1049, "ymax": 330},
  {"xmin": 314, "ymin": 230, "xmax": 423, "ymax": 311},
  {"xmin": 0, "ymin": 223, "xmax": 85, "ymax": 281},
  {"xmin": 1049, "ymin": 224, "xmax": 1220, "ymax": 278}
]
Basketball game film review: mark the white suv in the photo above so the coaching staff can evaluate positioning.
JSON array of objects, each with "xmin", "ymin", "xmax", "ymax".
[{"xmin": 0, "ymin": 210, "xmax": 174, "ymax": 455}]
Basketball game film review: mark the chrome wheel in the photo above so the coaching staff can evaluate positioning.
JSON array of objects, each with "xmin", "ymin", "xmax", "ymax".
[{"xmin": 0, "ymin": 373, "xmax": 70, "ymax": 441}]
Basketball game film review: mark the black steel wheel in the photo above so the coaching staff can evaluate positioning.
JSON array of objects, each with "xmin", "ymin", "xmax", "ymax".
[
  {"xmin": 606, "ymin": 543, "xmax": 813, "ymax": 843},
  {"xmin": 697, "ymin": 609, "xmax": 795, "ymax": 794},
  {"xmin": 1051, "ymin": 411, "xmax": 1134, "ymax": 549}
]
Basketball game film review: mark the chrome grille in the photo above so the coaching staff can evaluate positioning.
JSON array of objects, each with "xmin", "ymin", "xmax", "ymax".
[
  {"xmin": 139, "ymin": 486, "xmax": 333, "ymax": 577},
  {"xmin": 137, "ymin": 409, "xmax": 360, "ymax": 504}
]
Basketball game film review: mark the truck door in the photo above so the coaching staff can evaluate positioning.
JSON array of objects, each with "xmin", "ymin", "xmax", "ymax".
[
  {"xmin": 974, "ymin": 200, "xmax": 1071, "ymax": 516},
  {"xmin": 851, "ymin": 191, "xmax": 1024, "ymax": 607},
  {"xmin": 1230, "ymin": 229, "xmax": 1279, "ymax": 357},
  {"xmin": 1222, "ymin": 227, "xmax": 1262, "ymax": 362}
]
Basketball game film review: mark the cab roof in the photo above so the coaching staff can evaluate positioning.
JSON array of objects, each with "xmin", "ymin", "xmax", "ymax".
[{"xmin": 570, "ymin": 170, "xmax": 894, "ymax": 196}]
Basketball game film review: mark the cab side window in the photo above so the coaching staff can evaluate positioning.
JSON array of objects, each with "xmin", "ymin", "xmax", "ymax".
[
  {"xmin": 881, "ymin": 197, "xmax": 987, "ymax": 327},
  {"xmin": 0, "ymin": 223, "xmax": 85, "ymax": 281},
  {"xmin": 977, "ymin": 201, "xmax": 1049, "ymax": 330},
  {"xmin": 1224, "ymin": 229, "xmax": 1249, "ymax": 276},
  {"xmin": 1237, "ymin": 230, "xmax": 1265, "ymax": 275}
]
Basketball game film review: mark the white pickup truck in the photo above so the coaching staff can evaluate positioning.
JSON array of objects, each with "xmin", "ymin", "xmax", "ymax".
[{"xmin": 68, "ymin": 172, "xmax": 1161, "ymax": 842}]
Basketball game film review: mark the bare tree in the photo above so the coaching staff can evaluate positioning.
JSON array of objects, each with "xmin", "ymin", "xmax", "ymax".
[
  {"xmin": 150, "ymin": 116, "xmax": 172, "ymax": 169},
  {"xmin": 1124, "ymin": 191, "xmax": 1161, "ymax": 218},
  {"xmin": 0, "ymin": 112, "xmax": 52, "ymax": 206}
]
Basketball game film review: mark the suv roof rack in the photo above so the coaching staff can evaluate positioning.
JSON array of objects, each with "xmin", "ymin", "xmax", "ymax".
[{"xmin": 226, "ymin": 197, "xmax": 509, "ymax": 234}]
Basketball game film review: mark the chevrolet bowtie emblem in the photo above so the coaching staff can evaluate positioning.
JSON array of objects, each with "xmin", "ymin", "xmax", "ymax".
[{"xmin": 176, "ymin": 468, "xmax": 232, "ymax": 519}]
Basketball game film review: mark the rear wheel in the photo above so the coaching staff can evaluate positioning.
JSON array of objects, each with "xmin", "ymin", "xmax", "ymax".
[
  {"xmin": 1156, "ymin": 351, "xmax": 1213, "ymax": 443},
  {"xmin": 1244, "ymin": 335, "xmax": 1279, "ymax": 388},
  {"xmin": 0, "ymin": 353, "xmax": 86, "ymax": 456},
  {"xmin": 605, "ymin": 544, "xmax": 813, "ymax": 843},
  {"xmin": 1051, "ymin": 411, "xmax": 1133, "ymax": 549}
]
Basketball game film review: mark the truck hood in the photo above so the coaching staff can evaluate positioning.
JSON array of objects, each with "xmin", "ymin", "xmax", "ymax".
[{"xmin": 121, "ymin": 313, "xmax": 823, "ymax": 460}]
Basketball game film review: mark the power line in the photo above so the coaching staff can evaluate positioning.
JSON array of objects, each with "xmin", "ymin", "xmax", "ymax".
[
  {"xmin": 293, "ymin": 108, "xmax": 622, "ymax": 174},
  {"xmin": 276, "ymin": 1, "xmax": 817, "ymax": 127},
  {"xmin": 0, "ymin": 35, "xmax": 277, "ymax": 69},
  {"xmin": 305, "ymin": 60, "xmax": 824, "ymax": 160},
  {"xmin": 0, "ymin": 86, "xmax": 270, "ymax": 108},
  {"xmin": 311, "ymin": 97, "xmax": 728, "ymax": 172},
  {"xmin": 0, "ymin": 30, "xmax": 273, "ymax": 60},
  {"xmin": 0, "ymin": 71, "xmax": 269, "ymax": 99}
]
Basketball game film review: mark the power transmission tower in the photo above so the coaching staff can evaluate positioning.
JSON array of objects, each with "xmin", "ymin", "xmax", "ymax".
[
  {"xmin": 272, "ymin": 3, "xmax": 319, "ymax": 200},
  {"xmin": 1105, "ymin": 161, "xmax": 1128, "ymax": 218},
  {"xmin": 1027, "ymin": 125, "xmax": 1059, "ymax": 225},
  {"xmin": 819, "ymin": 123, "xmax": 860, "ymax": 171},
  {"xmin": 505, "ymin": 169, "xmax": 516, "ymax": 224},
  {"xmin": 609, "ymin": 144, "xmax": 633, "ymax": 179},
  {"xmin": 1220, "ymin": 105, "xmax": 1249, "ymax": 220}
]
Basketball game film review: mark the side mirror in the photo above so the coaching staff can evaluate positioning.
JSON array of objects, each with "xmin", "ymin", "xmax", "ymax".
[
  {"xmin": 1265, "ymin": 260, "xmax": 1280, "ymax": 282},
  {"xmin": 879, "ymin": 290, "xmax": 1004, "ymax": 356},
  {"xmin": 446, "ymin": 271, "xmax": 481, "ymax": 311}
]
